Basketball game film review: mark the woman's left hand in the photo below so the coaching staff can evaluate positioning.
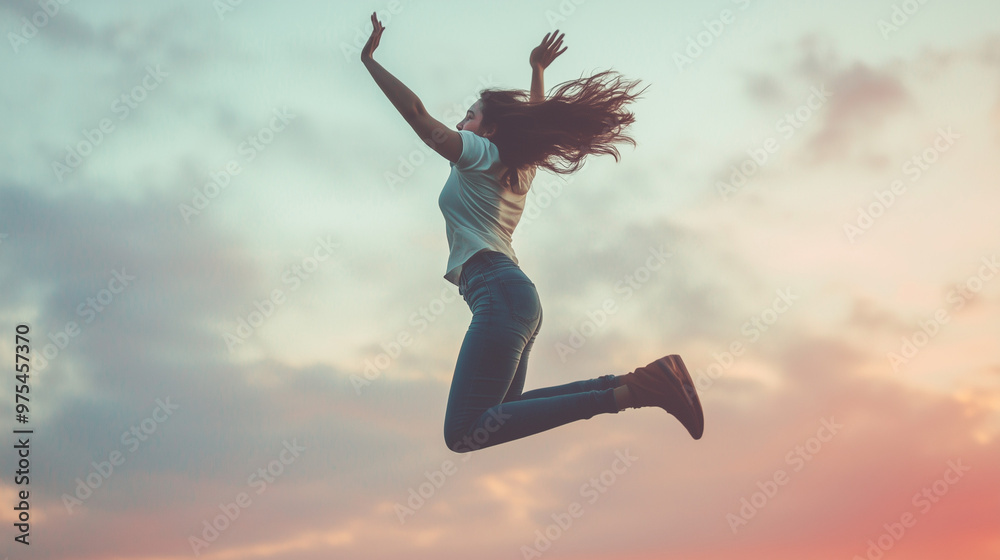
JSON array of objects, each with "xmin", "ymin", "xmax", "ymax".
[
  {"xmin": 361, "ymin": 12, "xmax": 385, "ymax": 61},
  {"xmin": 529, "ymin": 30, "xmax": 567, "ymax": 70}
]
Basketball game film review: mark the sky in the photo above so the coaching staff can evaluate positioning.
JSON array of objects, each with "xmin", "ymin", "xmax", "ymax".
[{"xmin": 1, "ymin": 0, "xmax": 999, "ymax": 558}]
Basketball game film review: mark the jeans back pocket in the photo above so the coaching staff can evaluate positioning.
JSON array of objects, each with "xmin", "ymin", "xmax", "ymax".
[{"xmin": 499, "ymin": 279, "xmax": 541, "ymax": 328}]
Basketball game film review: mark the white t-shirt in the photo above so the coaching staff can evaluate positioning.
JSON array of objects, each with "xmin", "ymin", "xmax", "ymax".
[{"xmin": 438, "ymin": 129, "xmax": 537, "ymax": 286}]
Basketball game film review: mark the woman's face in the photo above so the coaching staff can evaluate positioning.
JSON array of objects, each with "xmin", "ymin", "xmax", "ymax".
[{"xmin": 457, "ymin": 99, "xmax": 491, "ymax": 137}]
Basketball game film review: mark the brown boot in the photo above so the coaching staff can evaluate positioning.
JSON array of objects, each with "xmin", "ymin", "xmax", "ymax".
[{"xmin": 620, "ymin": 354, "xmax": 704, "ymax": 439}]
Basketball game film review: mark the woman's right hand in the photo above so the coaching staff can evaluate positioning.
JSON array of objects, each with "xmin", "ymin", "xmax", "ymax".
[
  {"xmin": 529, "ymin": 30, "xmax": 567, "ymax": 70},
  {"xmin": 361, "ymin": 12, "xmax": 385, "ymax": 62}
]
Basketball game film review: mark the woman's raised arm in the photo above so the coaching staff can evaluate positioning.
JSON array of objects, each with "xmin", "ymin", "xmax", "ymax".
[
  {"xmin": 528, "ymin": 30, "xmax": 567, "ymax": 103},
  {"xmin": 361, "ymin": 12, "xmax": 462, "ymax": 164}
]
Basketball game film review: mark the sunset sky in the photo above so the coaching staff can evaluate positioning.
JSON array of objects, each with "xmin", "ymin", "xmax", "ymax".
[{"xmin": 1, "ymin": 0, "xmax": 999, "ymax": 559}]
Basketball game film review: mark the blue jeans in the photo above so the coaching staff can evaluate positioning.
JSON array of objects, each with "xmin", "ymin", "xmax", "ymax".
[{"xmin": 444, "ymin": 250, "xmax": 619, "ymax": 453}]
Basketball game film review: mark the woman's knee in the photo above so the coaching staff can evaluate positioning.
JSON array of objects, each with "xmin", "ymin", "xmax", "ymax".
[
  {"xmin": 444, "ymin": 430, "xmax": 474, "ymax": 453},
  {"xmin": 444, "ymin": 421, "xmax": 499, "ymax": 453},
  {"xmin": 443, "ymin": 420, "xmax": 471, "ymax": 453}
]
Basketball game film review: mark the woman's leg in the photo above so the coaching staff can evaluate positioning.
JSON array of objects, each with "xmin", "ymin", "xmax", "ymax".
[
  {"xmin": 444, "ymin": 256, "xmax": 619, "ymax": 453},
  {"xmin": 501, "ymin": 306, "xmax": 619, "ymax": 403}
]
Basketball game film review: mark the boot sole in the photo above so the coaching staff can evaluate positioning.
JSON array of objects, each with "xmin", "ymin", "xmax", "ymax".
[{"xmin": 653, "ymin": 355, "xmax": 704, "ymax": 440}]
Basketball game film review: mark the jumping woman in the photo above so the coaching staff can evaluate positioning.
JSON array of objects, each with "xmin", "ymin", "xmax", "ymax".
[{"xmin": 361, "ymin": 13, "xmax": 703, "ymax": 453}]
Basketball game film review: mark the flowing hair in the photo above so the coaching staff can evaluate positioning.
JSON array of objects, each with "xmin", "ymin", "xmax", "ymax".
[{"xmin": 477, "ymin": 69, "xmax": 649, "ymax": 192}]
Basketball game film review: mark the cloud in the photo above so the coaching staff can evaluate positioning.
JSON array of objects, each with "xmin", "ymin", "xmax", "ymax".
[
  {"xmin": 803, "ymin": 61, "xmax": 911, "ymax": 163},
  {"xmin": 744, "ymin": 73, "xmax": 788, "ymax": 105}
]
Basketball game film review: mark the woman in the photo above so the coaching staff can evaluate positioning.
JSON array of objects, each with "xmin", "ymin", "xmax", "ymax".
[{"xmin": 361, "ymin": 13, "xmax": 703, "ymax": 452}]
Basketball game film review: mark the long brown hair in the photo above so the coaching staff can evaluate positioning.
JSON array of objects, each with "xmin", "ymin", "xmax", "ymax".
[{"xmin": 478, "ymin": 69, "xmax": 648, "ymax": 191}]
